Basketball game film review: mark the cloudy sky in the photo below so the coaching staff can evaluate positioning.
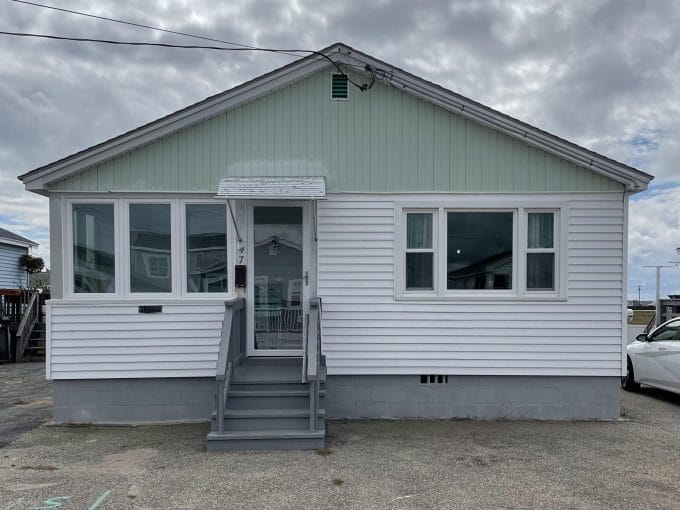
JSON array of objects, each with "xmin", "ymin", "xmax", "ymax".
[{"xmin": 1, "ymin": 0, "xmax": 679, "ymax": 300}]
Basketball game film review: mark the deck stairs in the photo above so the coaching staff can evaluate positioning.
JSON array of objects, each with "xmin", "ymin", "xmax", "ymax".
[
  {"xmin": 23, "ymin": 322, "xmax": 46, "ymax": 360},
  {"xmin": 207, "ymin": 357, "xmax": 326, "ymax": 451}
]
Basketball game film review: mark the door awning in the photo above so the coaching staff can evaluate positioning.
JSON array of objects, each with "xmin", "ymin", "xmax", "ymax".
[{"xmin": 216, "ymin": 177, "xmax": 326, "ymax": 200}]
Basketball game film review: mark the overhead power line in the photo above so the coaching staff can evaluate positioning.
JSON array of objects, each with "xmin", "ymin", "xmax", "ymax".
[
  {"xmin": 10, "ymin": 0, "xmax": 305, "ymax": 59},
  {"xmin": 0, "ymin": 30, "xmax": 376, "ymax": 91}
]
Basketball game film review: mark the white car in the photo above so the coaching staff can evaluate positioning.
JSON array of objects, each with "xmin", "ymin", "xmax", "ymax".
[{"xmin": 623, "ymin": 317, "xmax": 680, "ymax": 394}]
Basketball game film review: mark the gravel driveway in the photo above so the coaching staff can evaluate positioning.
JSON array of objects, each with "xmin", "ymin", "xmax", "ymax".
[{"xmin": 1, "ymin": 364, "xmax": 679, "ymax": 509}]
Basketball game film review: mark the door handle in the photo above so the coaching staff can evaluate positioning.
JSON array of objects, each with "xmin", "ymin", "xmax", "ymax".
[
  {"xmin": 304, "ymin": 271, "xmax": 309, "ymax": 286},
  {"xmin": 658, "ymin": 347, "xmax": 668, "ymax": 351}
]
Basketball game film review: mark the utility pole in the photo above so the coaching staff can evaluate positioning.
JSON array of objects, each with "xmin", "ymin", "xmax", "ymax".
[
  {"xmin": 637, "ymin": 285, "xmax": 642, "ymax": 306},
  {"xmin": 643, "ymin": 265, "xmax": 672, "ymax": 327}
]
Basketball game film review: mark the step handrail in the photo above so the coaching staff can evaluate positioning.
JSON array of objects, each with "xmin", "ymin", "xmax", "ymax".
[
  {"xmin": 306, "ymin": 297, "xmax": 322, "ymax": 432},
  {"xmin": 15, "ymin": 290, "xmax": 40, "ymax": 360},
  {"xmin": 215, "ymin": 298, "xmax": 246, "ymax": 435}
]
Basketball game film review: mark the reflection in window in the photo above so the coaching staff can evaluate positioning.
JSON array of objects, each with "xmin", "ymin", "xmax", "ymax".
[
  {"xmin": 447, "ymin": 212, "xmax": 513, "ymax": 289},
  {"xmin": 253, "ymin": 206, "xmax": 303, "ymax": 350},
  {"xmin": 73, "ymin": 203, "xmax": 115, "ymax": 293},
  {"xmin": 186, "ymin": 204, "xmax": 228, "ymax": 293},
  {"xmin": 130, "ymin": 204, "xmax": 172, "ymax": 293}
]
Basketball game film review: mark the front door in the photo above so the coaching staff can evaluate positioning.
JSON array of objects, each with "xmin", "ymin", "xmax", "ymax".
[{"xmin": 247, "ymin": 202, "xmax": 310, "ymax": 356}]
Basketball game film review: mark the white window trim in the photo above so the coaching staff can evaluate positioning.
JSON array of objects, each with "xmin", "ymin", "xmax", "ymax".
[
  {"xmin": 64, "ymin": 198, "xmax": 120, "ymax": 298},
  {"xmin": 124, "ymin": 198, "xmax": 178, "ymax": 298},
  {"xmin": 63, "ymin": 195, "xmax": 235, "ymax": 300},
  {"xmin": 395, "ymin": 200, "xmax": 568, "ymax": 302},
  {"xmin": 398, "ymin": 209, "xmax": 438, "ymax": 297},
  {"xmin": 521, "ymin": 209, "xmax": 561, "ymax": 295},
  {"xmin": 180, "ymin": 199, "xmax": 234, "ymax": 299}
]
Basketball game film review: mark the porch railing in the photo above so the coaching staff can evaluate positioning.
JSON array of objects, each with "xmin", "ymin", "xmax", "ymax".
[
  {"xmin": 303, "ymin": 297, "xmax": 322, "ymax": 432},
  {"xmin": 15, "ymin": 290, "xmax": 40, "ymax": 360},
  {"xmin": 215, "ymin": 298, "xmax": 246, "ymax": 435}
]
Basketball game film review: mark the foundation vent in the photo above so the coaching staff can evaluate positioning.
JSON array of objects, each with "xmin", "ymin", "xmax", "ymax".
[{"xmin": 420, "ymin": 375, "xmax": 448, "ymax": 384}]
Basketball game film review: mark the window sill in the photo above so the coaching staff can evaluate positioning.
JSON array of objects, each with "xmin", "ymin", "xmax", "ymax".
[
  {"xmin": 395, "ymin": 292, "xmax": 567, "ymax": 303},
  {"xmin": 52, "ymin": 295, "xmax": 237, "ymax": 306}
]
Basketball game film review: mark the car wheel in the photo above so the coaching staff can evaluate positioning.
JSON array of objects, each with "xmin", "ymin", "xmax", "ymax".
[{"xmin": 621, "ymin": 357, "xmax": 640, "ymax": 392}]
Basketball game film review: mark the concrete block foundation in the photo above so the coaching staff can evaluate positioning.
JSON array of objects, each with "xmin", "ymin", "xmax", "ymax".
[
  {"xmin": 52, "ymin": 375, "xmax": 621, "ymax": 424},
  {"xmin": 52, "ymin": 378, "xmax": 214, "ymax": 424},
  {"xmin": 325, "ymin": 375, "xmax": 621, "ymax": 420}
]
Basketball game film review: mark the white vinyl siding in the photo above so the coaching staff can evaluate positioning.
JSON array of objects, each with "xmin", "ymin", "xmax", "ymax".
[
  {"xmin": 47, "ymin": 301, "xmax": 224, "ymax": 379},
  {"xmin": 317, "ymin": 193, "xmax": 624, "ymax": 377}
]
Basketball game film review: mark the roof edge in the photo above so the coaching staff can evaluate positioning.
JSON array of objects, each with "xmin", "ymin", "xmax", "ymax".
[
  {"xmin": 0, "ymin": 236, "xmax": 38, "ymax": 248},
  {"xmin": 19, "ymin": 42, "xmax": 653, "ymax": 193}
]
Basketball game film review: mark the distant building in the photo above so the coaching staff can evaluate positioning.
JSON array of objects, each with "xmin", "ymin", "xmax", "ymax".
[{"xmin": 0, "ymin": 227, "xmax": 38, "ymax": 289}]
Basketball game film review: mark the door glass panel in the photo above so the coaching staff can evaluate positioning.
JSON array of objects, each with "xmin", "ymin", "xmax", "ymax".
[{"xmin": 253, "ymin": 206, "xmax": 303, "ymax": 350}]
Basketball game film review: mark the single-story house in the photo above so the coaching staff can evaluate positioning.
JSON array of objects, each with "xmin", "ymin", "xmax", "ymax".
[
  {"xmin": 0, "ymin": 227, "xmax": 38, "ymax": 289},
  {"xmin": 18, "ymin": 43, "xmax": 653, "ymax": 450}
]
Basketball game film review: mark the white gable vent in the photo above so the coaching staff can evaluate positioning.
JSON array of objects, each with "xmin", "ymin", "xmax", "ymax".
[{"xmin": 331, "ymin": 73, "xmax": 348, "ymax": 100}]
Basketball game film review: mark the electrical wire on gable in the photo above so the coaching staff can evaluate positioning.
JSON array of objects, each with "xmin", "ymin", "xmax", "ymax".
[
  {"xmin": 0, "ymin": 30, "xmax": 378, "ymax": 92},
  {"xmin": 8, "ymin": 0, "xmax": 381, "ymax": 92}
]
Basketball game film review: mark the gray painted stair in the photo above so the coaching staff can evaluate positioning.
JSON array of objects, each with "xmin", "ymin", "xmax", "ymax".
[
  {"xmin": 23, "ymin": 322, "xmax": 46, "ymax": 360},
  {"xmin": 207, "ymin": 357, "xmax": 326, "ymax": 452}
]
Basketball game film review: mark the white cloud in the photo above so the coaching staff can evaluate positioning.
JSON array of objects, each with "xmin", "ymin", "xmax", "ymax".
[{"xmin": 629, "ymin": 188, "xmax": 680, "ymax": 300}]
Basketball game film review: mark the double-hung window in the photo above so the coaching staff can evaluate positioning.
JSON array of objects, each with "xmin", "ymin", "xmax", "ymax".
[
  {"xmin": 404, "ymin": 211, "xmax": 435, "ymax": 291},
  {"xmin": 398, "ymin": 203, "xmax": 565, "ymax": 300},
  {"xmin": 526, "ymin": 211, "xmax": 557, "ymax": 292}
]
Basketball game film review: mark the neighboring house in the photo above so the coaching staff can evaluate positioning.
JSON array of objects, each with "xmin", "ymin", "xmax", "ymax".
[
  {"xmin": 29, "ymin": 269, "xmax": 50, "ymax": 290},
  {"xmin": 18, "ymin": 44, "xmax": 653, "ymax": 447},
  {"xmin": 0, "ymin": 227, "xmax": 38, "ymax": 289}
]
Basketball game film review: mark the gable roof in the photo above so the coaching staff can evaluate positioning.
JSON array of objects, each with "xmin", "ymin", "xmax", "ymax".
[
  {"xmin": 18, "ymin": 43, "xmax": 653, "ymax": 194},
  {"xmin": 0, "ymin": 227, "xmax": 38, "ymax": 248}
]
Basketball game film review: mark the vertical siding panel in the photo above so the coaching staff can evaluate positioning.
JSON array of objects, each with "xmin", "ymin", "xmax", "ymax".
[
  {"xmin": 217, "ymin": 113, "xmax": 227, "ymax": 180},
  {"xmin": 177, "ymin": 129, "xmax": 187, "ymax": 189},
  {"xmin": 45, "ymin": 68, "xmax": 625, "ymax": 194}
]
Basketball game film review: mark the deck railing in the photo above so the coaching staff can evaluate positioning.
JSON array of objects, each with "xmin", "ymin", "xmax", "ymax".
[
  {"xmin": 15, "ymin": 290, "xmax": 39, "ymax": 360},
  {"xmin": 1, "ymin": 289, "xmax": 32, "ymax": 322},
  {"xmin": 303, "ymin": 298, "xmax": 322, "ymax": 432},
  {"xmin": 215, "ymin": 298, "xmax": 246, "ymax": 435}
]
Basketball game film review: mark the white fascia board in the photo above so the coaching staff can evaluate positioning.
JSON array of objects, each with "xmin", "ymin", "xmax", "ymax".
[
  {"xmin": 21, "ymin": 56, "xmax": 333, "ymax": 192},
  {"xmin": 0, "ymin": 237, "xmax": 37, "ymax": 249},
  {"xmin": 335, "ymin": 52, "xmax": 653, "ymax": 192}
]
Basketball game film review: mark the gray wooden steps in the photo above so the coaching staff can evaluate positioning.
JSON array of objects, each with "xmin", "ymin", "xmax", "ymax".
[
  {"xmin": 207, "ymin": 356, "xmax": 326, "ymax": 452},
  {"xmin": 207, "ymin": 429, "xmax": 325, "ymax": 452}
]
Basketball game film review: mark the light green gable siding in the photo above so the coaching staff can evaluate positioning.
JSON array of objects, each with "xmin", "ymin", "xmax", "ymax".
[{"xmin": 49, "ymin": 69, "xmax": 623, "ymax": 193}]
